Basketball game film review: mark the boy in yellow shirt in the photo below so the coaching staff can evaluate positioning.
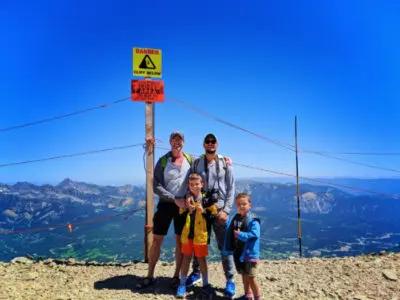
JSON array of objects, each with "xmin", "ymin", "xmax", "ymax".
[{"xmin": 177, "ymin": 173, "xmax": 218, "ymax": 298}]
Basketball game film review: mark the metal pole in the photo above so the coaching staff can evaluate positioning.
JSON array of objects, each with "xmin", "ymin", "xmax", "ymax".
[{"xmin": 295, "ymin": 116, "xmax": 302, "ymax": 257}]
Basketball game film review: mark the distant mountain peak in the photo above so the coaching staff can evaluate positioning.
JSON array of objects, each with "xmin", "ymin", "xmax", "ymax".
[
  {"xmin": 12, "ymin": 182, "xmax": 37, "ymax": 190},
  {"xmin": 60, "ymin": 178, "xmax": 74, "ymax": 184},
  {"xmin": 58, "ymin": 178, "xmax": 75, "ymax": 188}
]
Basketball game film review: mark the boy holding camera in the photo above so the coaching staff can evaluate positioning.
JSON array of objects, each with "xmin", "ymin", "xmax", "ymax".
[{"xmin": 177, "ymin": 173, "xmax": 218, "ymax": 298}]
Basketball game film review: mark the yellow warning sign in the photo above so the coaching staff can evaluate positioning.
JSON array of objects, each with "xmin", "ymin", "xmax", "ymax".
[{"xmin": 133, "ymin": 47, "xmax": 162, "ymax": 78}]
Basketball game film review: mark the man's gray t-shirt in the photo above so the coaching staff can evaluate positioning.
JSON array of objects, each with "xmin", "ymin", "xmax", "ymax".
[
  {"xmin": 164, "ymin": 157, "xmax": 191, "ymax": 198},
  {"xmin": 193, "ymin": 154, "xmax": 235, "ymax": 215},
  {"xmin": 153, "ymin": 152, "xmax": 194, "ymax": 204}
]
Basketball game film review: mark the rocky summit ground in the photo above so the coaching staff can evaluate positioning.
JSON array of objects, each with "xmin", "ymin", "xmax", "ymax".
[{"xmin": 0, "ymin": 252, "xmax": 399, "ymax": 300}]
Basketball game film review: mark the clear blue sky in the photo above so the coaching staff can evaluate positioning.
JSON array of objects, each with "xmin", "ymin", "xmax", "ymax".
[{"xmin": 1, "ymin": 0, "xmax": 400, "ymax": 185}]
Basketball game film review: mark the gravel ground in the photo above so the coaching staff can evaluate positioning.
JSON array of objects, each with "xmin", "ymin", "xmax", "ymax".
[{"xmin": 0, "ymin": 253, "xmax": 399, "ymax": 300}]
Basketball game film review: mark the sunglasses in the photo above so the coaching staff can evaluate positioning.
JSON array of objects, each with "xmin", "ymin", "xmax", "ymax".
[{"xmin": 205, "ymin": 139, "xmax": 216, "ymax": 144}]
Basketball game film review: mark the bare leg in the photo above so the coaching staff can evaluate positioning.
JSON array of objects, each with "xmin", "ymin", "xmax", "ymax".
[
  {"xmin": 180, "ymin": 254, "xmax": 192, "ymax": 279},
  {"xmin": 197, "ymin": 257, "xmax": 208, "ymax": 278},
  {"xmin": 174, "ymin": 234, "xmax": 183, "ymax": 277},
  {"xmin": 147, "ymin": 234, "xmax": 164, "ymax": 278},
  {"xmin": 249, "ymin": 276, "xmax": 261, "ymax": 298},
  {"xmin": 243, "ymin": 274, "xmax": 251, "ymax": 296},
  {"xmin": 197, "ymin": 257, "xmax": 210, "ymax": 287}
]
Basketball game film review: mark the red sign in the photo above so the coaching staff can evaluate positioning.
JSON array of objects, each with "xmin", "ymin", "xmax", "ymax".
[{"xmin": 131, "ymin": 80, "xmax": 164, "ymax": 102}]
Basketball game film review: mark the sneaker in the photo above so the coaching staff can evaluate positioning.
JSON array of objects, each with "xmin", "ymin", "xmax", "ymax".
[
  {"xmin": 235, "ymin": 296, "xmax": 252, "ymax": 300},
  {"xmin": 223, "ymin": 280, "xmax": 236, "ymax": 298},
  {"xmin": 234, "ymin": 296, "xmax": 252, "ymax": 300},
  {"xmin": 202, "ymin": 284, "xmax": 216, "ymax": 299},
  {"xmin": 185, "ymin": 271, "xmax": 201, "ymax": 287},
  {"xmin": 176, "ymin": 285, "xmax": 186, "ymax": 298}
]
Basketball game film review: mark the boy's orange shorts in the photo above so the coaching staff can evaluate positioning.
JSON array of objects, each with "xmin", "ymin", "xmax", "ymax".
[{"xmin": 181, "ymin": 239, "xmax": 208, "ymax": 258}]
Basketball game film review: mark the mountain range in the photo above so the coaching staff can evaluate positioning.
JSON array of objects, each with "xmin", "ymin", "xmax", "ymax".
[{"xmin": 0, "ymin": 178, "xmax": 399, "ymax": 262}]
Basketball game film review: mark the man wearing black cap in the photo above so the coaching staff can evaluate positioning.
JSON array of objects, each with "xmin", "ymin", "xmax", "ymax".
[
  {"xmin": 186, "ymin": 133, "xmax": 236, "ymax": 298},
  {"xmin": 137, "ymin": 131, "xmax": 193, "ymax": 290}
]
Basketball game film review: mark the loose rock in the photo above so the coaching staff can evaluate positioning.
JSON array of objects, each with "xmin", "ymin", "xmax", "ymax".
[{"xmin": 382, "ymin": 269, "xmax": 398, "ymax": 281}]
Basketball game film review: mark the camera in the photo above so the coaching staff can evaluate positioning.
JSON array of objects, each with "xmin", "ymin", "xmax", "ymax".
[{"xmin": 203, "ymin": 188, "xmax": 219, "ymax": 207}]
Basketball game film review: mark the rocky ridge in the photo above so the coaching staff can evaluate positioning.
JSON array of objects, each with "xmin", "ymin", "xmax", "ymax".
[{"xmin": 1, "ymin": 252, "xmax": 399, "ymax": 300}]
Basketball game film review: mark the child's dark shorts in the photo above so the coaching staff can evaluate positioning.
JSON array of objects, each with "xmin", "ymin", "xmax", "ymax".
[{"xmin": 235, "ymin": 261, "xmax": 258, "ymax": 277}]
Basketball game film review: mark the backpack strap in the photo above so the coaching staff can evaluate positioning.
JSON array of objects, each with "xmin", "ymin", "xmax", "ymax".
[
  {"xmin": 216, "ymin": 155, "xmax": 228, "ymax": 193},
  {"xmin": 193, "ymin": 154, "xmax": 204, "ymax": 174},
  {"xmin": 193, "ymin": 154, "xmax": 228, "ymax": 193},
  {"xmin": 216, "ymin": 154, "xmax": 227, "ymax": 170},
  {"xmin": 183, "ymin": 152, "xmax": 192, "ymax": 166},
  {"xmin": 161, "ymin": 152, "xmax": 192, "ymax": 170},
  {"xmin": 193, "ymin": 154, "xmax": 227, "ymax": 174},
  {"xmin": 160, "ymin": 152, "xmax": 171, "ymax": 169}
]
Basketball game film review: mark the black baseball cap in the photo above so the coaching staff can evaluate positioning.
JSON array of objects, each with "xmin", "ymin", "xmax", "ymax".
[{"xmin": 203, "ymin": 133, "xmax": 217, "ymax": 143}]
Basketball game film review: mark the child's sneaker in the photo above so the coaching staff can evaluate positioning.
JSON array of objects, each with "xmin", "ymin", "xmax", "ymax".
[
  {"xmin": 235, "ymin": 296, "xmax": 253, "ymax": 300},
  {"xmin": 176, "ymin": 285, "xmax": 186, "ymax": 299},
  {"xmin": 201, "ymin": 284, "xmax": 216, "ymax": 299},
  {"xmin": 185, "ymin": 271, "xmax": 202, "ymax": 287},
  {"xmin": 223, "ymin": 280, "xmax": 236, "ymax": 298}
]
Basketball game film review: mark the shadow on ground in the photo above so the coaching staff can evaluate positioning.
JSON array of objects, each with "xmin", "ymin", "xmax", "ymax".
[
  {"xmin": 94, "ymin": 275, "xmax": 229, "ymax": 299},
  {"xmin": 94, "ymin": 275, "xmax": 173, "ymax": 295}
]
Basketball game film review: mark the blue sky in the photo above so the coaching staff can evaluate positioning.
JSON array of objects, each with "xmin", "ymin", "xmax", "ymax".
[{"xmin": 1, "ymin": 0, "xmax": 400, "ymax": 185}]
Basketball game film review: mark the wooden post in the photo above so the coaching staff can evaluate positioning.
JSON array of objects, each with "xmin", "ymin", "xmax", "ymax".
[
  {"xmin": 295, "ymin": 116, "xmax": 302, "ymax": 257},
  {"xmin": 132, "ymin": 47, "xmax": 162, "ymax": 263},
  {"xmin": 144, "ymin": 100, "xmax": 154, "ymax": 263}
]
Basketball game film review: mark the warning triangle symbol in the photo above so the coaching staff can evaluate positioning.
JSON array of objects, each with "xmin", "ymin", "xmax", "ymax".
[{"xmin": 139, "ymin": 55, "xmax": 156, "ymax": 69}]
